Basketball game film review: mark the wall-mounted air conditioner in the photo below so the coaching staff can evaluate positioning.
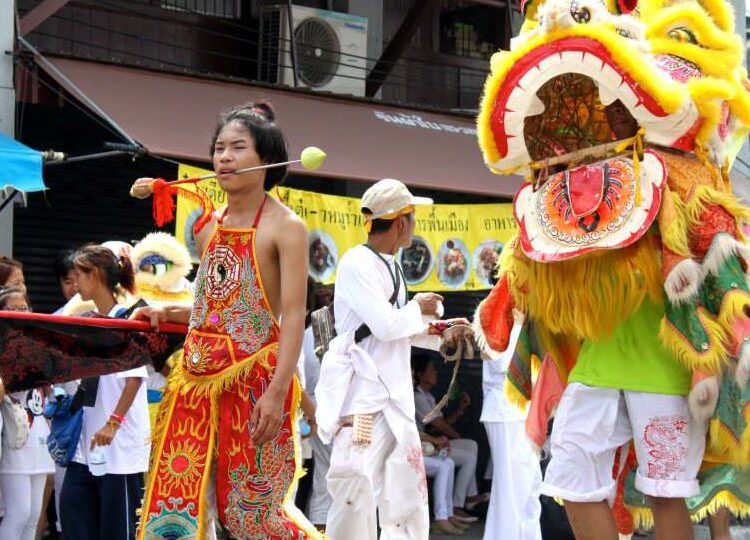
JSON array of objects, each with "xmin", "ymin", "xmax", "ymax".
[{"xmin": 259, "ymin": 5, "xmax": 368, "ymax": 97}]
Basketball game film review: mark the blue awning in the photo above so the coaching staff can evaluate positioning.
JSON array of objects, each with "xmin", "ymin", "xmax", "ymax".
[{"xmin": 0, "ymin": 133, "xmax": 46, "ymax": 193}]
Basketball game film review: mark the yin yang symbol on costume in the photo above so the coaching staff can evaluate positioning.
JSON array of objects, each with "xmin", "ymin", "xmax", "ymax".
[{"xmin": 205, "ymin": 245, "xmax": 241, "ymax": 300}]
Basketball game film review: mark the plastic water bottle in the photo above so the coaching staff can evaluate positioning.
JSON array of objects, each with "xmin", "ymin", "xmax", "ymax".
[
  {"xmin": 298, "ymin": 418, "xmax": 312, "ymax": 437},
  {"xmin": 89, "ymin": 449, "xmax": 107, "ymax": 476}
]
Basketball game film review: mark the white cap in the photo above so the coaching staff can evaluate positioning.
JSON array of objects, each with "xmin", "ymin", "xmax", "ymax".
[
  {"xmin": 102, "ymin": 241, "xmax": 132, "ymax": 259},
  {"xmin": 360, "ymin": 178, "xmax": 433, "ymax": 220}
]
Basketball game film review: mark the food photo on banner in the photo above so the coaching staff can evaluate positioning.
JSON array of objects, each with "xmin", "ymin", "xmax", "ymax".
[{"xmin": 174, "ymin": 163, "xmax": 518, "ymax": 291}]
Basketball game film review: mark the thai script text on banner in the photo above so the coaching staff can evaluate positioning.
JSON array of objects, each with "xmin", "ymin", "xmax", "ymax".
[{"xmin": 174, "ymin": 164, "xmax": 517, "ymax": 291}]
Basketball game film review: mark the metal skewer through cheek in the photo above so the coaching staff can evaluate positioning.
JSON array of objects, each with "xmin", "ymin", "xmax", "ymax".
[
  {"xmin": 198, "ymin": 159, "xmax": 302, "ymax": 180},
  {"xmin": 129, "ymin": 146, "xmax": 326, "ymax": 200}
]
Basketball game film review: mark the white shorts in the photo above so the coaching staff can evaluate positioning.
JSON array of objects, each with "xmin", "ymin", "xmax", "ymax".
[{"xmin": 541, "ymin": 383, "xmax": 706, "ymax": 503}]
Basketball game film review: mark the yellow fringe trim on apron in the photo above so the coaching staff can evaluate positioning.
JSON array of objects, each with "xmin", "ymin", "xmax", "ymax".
[
  {"xmin": 175, "ymin": 343, "xmax": 278, "ymax": 397},
  {"xmin": 282, "ymin": 378, "xmax": 327, "ymax": 539}
]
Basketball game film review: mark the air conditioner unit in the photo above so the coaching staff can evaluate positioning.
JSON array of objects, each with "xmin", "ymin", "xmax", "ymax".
[{"xmin": 259, "ymin": 5, "xmax": 368, "ymax": 97}]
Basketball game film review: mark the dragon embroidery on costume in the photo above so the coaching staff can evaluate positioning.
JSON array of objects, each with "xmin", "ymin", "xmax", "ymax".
[
  {"xmin": 472, "ymin": 0, "xmax": 750, "ymax": 530},
  {"xmin": 643, "ymin": 415, "xmax": 689, "ymax": 480}
]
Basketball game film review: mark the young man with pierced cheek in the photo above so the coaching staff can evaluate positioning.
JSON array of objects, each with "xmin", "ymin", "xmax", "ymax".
[{"xmin": 130, "ymin": 103, "xmax": 320, "ymax": 539}]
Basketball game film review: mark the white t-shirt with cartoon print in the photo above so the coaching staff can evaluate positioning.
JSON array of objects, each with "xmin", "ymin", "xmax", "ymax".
[
  {"xmin": 0, "ymin": 388, "xmax": 55, "ymax": 475},
  {"xmin": 72, "ymin": 305, "xmax": 151, "ymax": 474}
]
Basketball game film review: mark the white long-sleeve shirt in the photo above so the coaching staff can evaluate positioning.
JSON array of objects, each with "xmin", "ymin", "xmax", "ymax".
[
  {"xmin": 328, "ymin": 244, "xmax": 439, "ymax": 436},
  {"xmin": 480, "ymin": 321, "xmax": 525, "ymax": 423}
]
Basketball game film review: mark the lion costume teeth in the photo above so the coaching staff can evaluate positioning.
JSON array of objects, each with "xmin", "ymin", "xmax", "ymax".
[{"xmin": 478, "ymin": 0, "xmax": 750, "ymax": 176}]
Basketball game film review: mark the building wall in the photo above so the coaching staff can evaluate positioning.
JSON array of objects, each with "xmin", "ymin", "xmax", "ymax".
[
  {"xmin": 377, "ymin": 1, "xmax": 506, "ymax": 110},
  {"xmin": 18, "ymin": 0, "xmax": 262, "ymax": 80},
  {"xmin": 17, "ymin": 0, "xmax": 497, "ymax": 113}
]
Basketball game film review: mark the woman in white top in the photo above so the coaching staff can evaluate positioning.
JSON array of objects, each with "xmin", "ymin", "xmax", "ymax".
[
  {"xmin": 420, "ymin": 431, "xmax": 469, "ymax": 536},
  {"xmin": 0, "ymin": 289, "xmax": 55, "ymax": 540},
  {"xmin": 59, "ymin": 244, "xmax": 150, "ymax": 540},
  {"xmin": 413, "ymin": 356, "xmax": 487, "ymax": 521}
]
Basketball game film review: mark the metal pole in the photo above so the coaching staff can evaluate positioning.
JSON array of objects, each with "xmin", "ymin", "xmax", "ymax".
[
  {"xmin": 44, "ymin": 150, "xmax": 131, "ymax": 165},
  {"xmin": 0, "ymin": 190, "xmax": 17, "ymax": 214},
  {"xmin": 0, "ymin": 0, "xmax": 16, "ymax": 255},
  {"xmin": 17, "ymin": 36, "xmax": 140, "ymax": 148},
  {"xmin": 285, "ymin": 0, "xmax": 299, "ymax": 87}
]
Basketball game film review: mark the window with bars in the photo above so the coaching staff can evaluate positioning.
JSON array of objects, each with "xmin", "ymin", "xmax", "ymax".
[
  {"xmin": 161, "ymin": 0, "xmax": 241, "ymax": 18},
  {"xmin": 438, "ymin": 1, "xmax": 505, "ymax": 59}
]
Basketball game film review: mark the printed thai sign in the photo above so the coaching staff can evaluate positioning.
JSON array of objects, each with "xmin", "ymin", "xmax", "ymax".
[{"xmin": 175, "ymin": 163, "xmax": 516, "ymax": 291}]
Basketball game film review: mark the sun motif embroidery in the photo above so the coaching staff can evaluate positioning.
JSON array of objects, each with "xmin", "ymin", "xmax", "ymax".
[
  {"xmin": 184, "ymin": 339, "xmax": 214, "ymax": 373},
  {"xmin": 157, "ymin": 440, "xmax": 205, "ymax": 500},
  {"xmin": 205, "ymin": 245, "xmax": 241, "ymax": 300}
]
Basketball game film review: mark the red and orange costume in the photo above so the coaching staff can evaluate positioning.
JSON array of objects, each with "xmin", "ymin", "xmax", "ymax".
[{"xmin": 138, "ymin": 198, "xmax": 317, "ymax": 539}]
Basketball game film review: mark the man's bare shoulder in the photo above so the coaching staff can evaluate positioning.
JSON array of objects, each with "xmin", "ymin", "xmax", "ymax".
[
  {"xmin": 264, "ymin": 197, "xmax": 307, "ymax": 237},
  {"xmin": 195, "ymin": 210, "xmax": 222, "ymax": 254}
]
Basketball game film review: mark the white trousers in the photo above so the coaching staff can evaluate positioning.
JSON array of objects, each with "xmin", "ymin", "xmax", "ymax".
[
  {"xmin": 542, "ymin": 383, "xmax": 705, "ymax": 503},
  {"xmin": 0, "ymin": 473, "xmax": 47, "ymax": 540},
  {"xmin": 424, "ymin": 456, "xmax": 455, "ymax": 521},
  {"xmin": 308, "ymin": 433, "xmax": 333, "ymax": 525},
  {"xmin": 449, "ymin": 438, "xmax": 478, "ymax": 507},
  {"xmin": 483, "ymin": 421, "xmax": 542, "ymax": 540},
  {"xmin": 54, "ymin": 464, "xmax": 66, "ymax": 532},
  {"xmin": 326, "ymin": 412, "xmax": 429, "ymax": 540},
  {"xmin": 542, "ymin": 383, "xmax": 706, "ymax": 504}
]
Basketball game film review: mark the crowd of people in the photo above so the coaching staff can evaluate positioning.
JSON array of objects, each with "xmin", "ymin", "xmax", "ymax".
[
  {"xmin": 0, "ymin": 102, "xmax": 533, "ymax": 540},
  {"xmin": 0, "ymin": 247, "xmax": 151, "ymax": 540},
  {"xmin": 0, "ymin": 97, "xmax": 745, "ymax": 540},
  {"xmin": 0, "ymin": 244, "xmax": 514, "ymax": 540}
]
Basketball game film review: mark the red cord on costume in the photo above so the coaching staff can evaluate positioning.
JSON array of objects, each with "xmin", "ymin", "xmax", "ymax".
[
  {"xmin": 149, "ymin": 177, "xmax": 215, "ymax": 235},
  {"xmin": 151, "ymin": 179, "xmax": 177, "ymax": 227}
]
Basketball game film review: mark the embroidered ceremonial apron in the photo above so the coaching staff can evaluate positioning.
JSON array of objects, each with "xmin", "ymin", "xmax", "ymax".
[{"xmin": 138, "ymin": 201, "xmax": 311, "ymax": 540}]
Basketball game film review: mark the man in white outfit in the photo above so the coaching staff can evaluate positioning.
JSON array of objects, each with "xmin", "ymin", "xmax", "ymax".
[
  {"xmin": 316, "ymin": 179, "xmax": 468, "ymax": 540},
  {"xmin": 481, "ymin": 321, "xmax": 542, "ymax": 540}
]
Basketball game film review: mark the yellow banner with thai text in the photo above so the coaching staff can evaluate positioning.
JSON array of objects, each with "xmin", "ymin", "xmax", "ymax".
[{"xmin": 175, "ymin": 163, "xmax": 517, "ymax": 291}]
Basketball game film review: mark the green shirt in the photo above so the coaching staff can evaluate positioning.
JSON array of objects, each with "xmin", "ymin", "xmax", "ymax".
[{"xmin": 568, "ymin": 299, "xmax": 691, "ymax": 395}]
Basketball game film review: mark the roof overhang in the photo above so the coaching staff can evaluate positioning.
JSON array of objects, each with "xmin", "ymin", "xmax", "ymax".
[{"xmin": 36, "ymin": 57, "xmax": 522, "ymax": 198}]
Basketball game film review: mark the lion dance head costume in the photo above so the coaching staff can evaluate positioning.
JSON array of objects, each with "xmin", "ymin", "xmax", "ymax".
[
  {"xmin": 130, "ymin": 232, "xmax": 193, "ymax": 308},
  {"xmin": 474, "ymin": 0, "xmax": 750, "ymax": 529}
]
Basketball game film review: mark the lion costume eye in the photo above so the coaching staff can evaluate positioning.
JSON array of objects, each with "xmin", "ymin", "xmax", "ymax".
[
  {"xmin": 139, "ymin": 261, "xmax": 173, "ymax": 276},
  {"xmin": 570, "ymin": 1, "xmax": 592, "ymax": 23},
  {"xmin": 138, "ymin": 253, "xmax": 174, "ymax": 276},
  {"xmin": 152, "ymin": 263, "xmax": 170, "ymax": 276},
  {"xmin": 667, "ymin": 26, "xmax": 699, "ymax": 44}
]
